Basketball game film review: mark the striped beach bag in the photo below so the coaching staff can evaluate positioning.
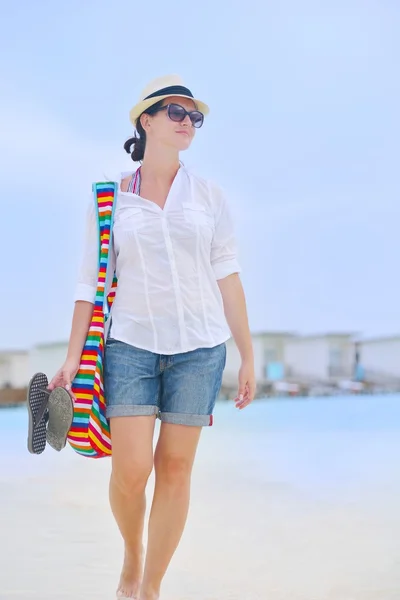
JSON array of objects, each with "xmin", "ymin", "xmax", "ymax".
[{"xmin": 68, "ymin": 182, "xmax": 118, "ymax": 458}]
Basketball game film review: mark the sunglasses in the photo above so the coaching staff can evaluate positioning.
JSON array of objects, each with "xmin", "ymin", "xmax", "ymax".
[{"xmin": 154, "ymin": 103, "xmax": 204, "ymax": 128}]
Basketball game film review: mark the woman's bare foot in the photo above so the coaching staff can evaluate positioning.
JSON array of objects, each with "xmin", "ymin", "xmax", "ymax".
[
  {"xmin": 139, "ymin": 592, "xmax": 160, "ymax": 600},
  {"xmin": 139, "ymin": 581, "xmax": 160, "ymax": 600},
  {"xmin": 116, "ymin": 546, "xmax": 144, "ymax": 599}
]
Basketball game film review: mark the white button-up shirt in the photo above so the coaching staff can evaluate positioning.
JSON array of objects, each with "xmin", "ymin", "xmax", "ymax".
[{"xmin": 74, "ymin": 166, "xmax": 241, "ymax": 355}]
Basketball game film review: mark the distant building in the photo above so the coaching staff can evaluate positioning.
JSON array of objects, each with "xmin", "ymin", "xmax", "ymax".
[
  {"xmin": 358, "ymin": 336, "xmax": 400, "ymax": 381},
  {"xmin": 0, "ymin": 350, "xmax": 30, "ymax": 389},
  {"xmin": 4, "ymin": 330, "xmax": 390, "ymax": 392},
  {"xmin": 284, "ymin": 333, "xmax": 355, "ymax": 382},
  {"xmin": 29, "ymin": 333, "xmax": 297, "ymax": 391},
  {"xmin": 29, "ymin": 341, "xmax": 69, "ymax": 382},
  {"xmin": 224, "ymin": 331, "xmax": 295, "ymax": 385}
]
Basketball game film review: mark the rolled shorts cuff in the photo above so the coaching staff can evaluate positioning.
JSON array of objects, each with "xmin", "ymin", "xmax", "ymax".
[
  {"xmin": 106, "ymin": 404, "xmax": 158, "ymax": 418},
  {"xmin": 159, "ymin": 411, "xmax": 214, "ymax": 427}
]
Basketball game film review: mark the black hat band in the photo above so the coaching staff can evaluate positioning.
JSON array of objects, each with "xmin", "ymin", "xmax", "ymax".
[{"xmin": 143, "ymin": 85, "xmax": 194, "ymax": 101}]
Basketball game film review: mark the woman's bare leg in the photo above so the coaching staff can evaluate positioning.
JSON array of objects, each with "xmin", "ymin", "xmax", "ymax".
[
  {"xmin": 109, "ymin": 415, "xmax": 156, "ymax": 598},
  {"xmin": 140, "ymin": 423, "xmax": 202, "ymax": 600}
]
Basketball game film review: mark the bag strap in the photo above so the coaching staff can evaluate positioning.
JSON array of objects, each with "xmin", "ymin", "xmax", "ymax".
[
  {"xmin": 104, "ymin": 170, "xmax": 141, "ymax": 314},
  {"xmin": 91, "ymin": 182, "xmax": 118, "ymax": 315}
]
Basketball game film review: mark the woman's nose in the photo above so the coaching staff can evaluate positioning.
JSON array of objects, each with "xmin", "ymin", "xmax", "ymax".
[{"xmin": 181, "ymin": 114, "xmax": 192, "ymax": 127}]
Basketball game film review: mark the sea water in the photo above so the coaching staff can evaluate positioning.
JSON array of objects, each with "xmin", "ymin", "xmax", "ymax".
[{"xmin": 2, "ymin": 394, "xmax": 400, "ymax": 499}]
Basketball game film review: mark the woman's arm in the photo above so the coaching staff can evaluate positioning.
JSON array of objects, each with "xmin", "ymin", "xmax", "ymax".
[
  {"xmin": 48, "ymin": 301, "xmax": 94, "ymax": 392},
  {"xmin": 47, "ymin": 301, "xmax": 94, "ymax": 393},
  {"xmin": 66, "ymin": 301, "xmax": 94, "ymax": 363},
  {"xmin": 218, "ymin": 273, "xmax": 256, "ymax": 409},
  {"xmin": 210, "ymin": 184, "xmax": 256, "ymax": 408},
  {"xmin": 48, "ymin": 197, "xmax": 100, "ymax": 392}
]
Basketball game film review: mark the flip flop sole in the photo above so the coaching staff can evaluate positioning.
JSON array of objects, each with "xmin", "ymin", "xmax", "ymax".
[
  {"xmin": 27, "ymin": 373, "xmax": 49, "ymax": 454},
  {"xmin": 46, "ymin": 388, "xmax": 74, "ymax": 452}
]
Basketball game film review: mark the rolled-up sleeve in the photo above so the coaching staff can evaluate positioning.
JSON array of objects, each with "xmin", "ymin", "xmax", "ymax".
[
  {"xmin": 210, "ymin": 184, "xmax": 241, "ymax": 280},
  {"xmin": 73, "ymin": 197, "xmax": 99, "ymax": 303}
]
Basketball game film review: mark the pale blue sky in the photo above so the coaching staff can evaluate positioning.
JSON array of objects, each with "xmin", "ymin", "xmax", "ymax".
[{"xmin": 1, "ymin": 0, "xmax": 399, "ymax": 350}]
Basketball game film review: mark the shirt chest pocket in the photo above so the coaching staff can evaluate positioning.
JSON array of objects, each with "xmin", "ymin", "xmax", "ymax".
[{"xmin": 182, "ymin": 203, "xmax": 214, "ymax": 230}]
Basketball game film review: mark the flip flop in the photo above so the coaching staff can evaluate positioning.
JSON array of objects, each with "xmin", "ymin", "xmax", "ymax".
[
  {"xmin": 46, "ymin": 387, "xmax": 74, "ymax": 452},
  {"xmin": 27, "ymin": 372, "xmax": 50, "ymax": 455}
]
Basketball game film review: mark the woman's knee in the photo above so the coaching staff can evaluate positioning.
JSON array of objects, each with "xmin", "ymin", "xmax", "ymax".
[
  {"xmin": 154, "ymin": 453, "xmax": 193, "ymax": 487},
  {"xmin": 109, "ymin": 415, "xmax": 156, "ymax": 496},
  {"xmin": 111, "ymin": 459, "xmax": 153, "ymax": 496}
]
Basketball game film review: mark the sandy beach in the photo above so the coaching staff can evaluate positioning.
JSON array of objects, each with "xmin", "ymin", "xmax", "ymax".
[{"xmin": 1, "ymin": 397, "xmax": 400, "ymax": 600}]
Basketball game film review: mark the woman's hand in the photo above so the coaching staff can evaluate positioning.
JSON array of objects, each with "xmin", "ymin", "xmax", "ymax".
[
  {"xmin": 47, "ymin": 357, "xmax": 80, "ymax": 399},
  {"xmin": 235, "ymin": 359, "xmax": 256, "ymax": 409},
  {"xmin": 217, "ymin": 274, "xmax": 255, "ymax": 409}
]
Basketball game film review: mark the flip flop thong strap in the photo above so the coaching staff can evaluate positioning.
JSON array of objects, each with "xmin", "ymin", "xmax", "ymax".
[{"xmin": 34, "ymin": 392, "xmax": 50, "ymax": 427}]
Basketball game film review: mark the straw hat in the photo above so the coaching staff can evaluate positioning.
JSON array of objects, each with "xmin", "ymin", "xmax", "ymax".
[{"xmin": 129, "ymin": 74, "xmax": 209, "ymax": 126}]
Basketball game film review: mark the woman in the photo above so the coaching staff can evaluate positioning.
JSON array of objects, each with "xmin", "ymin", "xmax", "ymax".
[{"xmin": 48, "ymin": 74, "xmax": 256, "ymax": 600}]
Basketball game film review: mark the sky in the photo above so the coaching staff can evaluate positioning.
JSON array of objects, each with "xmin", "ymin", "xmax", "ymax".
[{"xmin": 1, "ymin": 0, "xmax": 400, "ymax": 350}]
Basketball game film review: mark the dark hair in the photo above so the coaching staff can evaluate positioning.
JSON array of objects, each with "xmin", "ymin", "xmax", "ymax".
[{"xmin": 123, "ymin": 100, "xmax": 165, "ymax": 162}]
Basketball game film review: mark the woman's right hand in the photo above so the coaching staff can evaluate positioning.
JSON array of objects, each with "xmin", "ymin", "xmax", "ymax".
[{"xmin": 47, "ymin": 358, "xmax": 80, "ymax": 398}]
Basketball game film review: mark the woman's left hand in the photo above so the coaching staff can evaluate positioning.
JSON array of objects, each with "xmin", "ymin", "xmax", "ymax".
[{"xmin": 235, "ymin": 360, "xmax": 256, "ymax": 409}]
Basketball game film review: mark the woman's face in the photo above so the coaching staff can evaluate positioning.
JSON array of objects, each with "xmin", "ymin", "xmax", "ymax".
[{"xmin": 141, "ymin": 96, "xmax": 200, "ymax": 152}]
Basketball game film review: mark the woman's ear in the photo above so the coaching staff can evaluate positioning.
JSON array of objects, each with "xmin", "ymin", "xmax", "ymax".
[{"xmin": 140, "ymin": 112, "xmax": 151, "ymax": 132}]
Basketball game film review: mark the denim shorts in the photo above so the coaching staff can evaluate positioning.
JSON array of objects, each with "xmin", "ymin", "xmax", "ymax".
[{"xmin": 104, "ymin": 338, "xmax": 227, "ymax": 426}]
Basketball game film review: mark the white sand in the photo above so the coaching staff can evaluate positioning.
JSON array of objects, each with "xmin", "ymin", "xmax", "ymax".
[{"xmin": 1, "ymin": 409, "xmax": 400, "ymax": 599}]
